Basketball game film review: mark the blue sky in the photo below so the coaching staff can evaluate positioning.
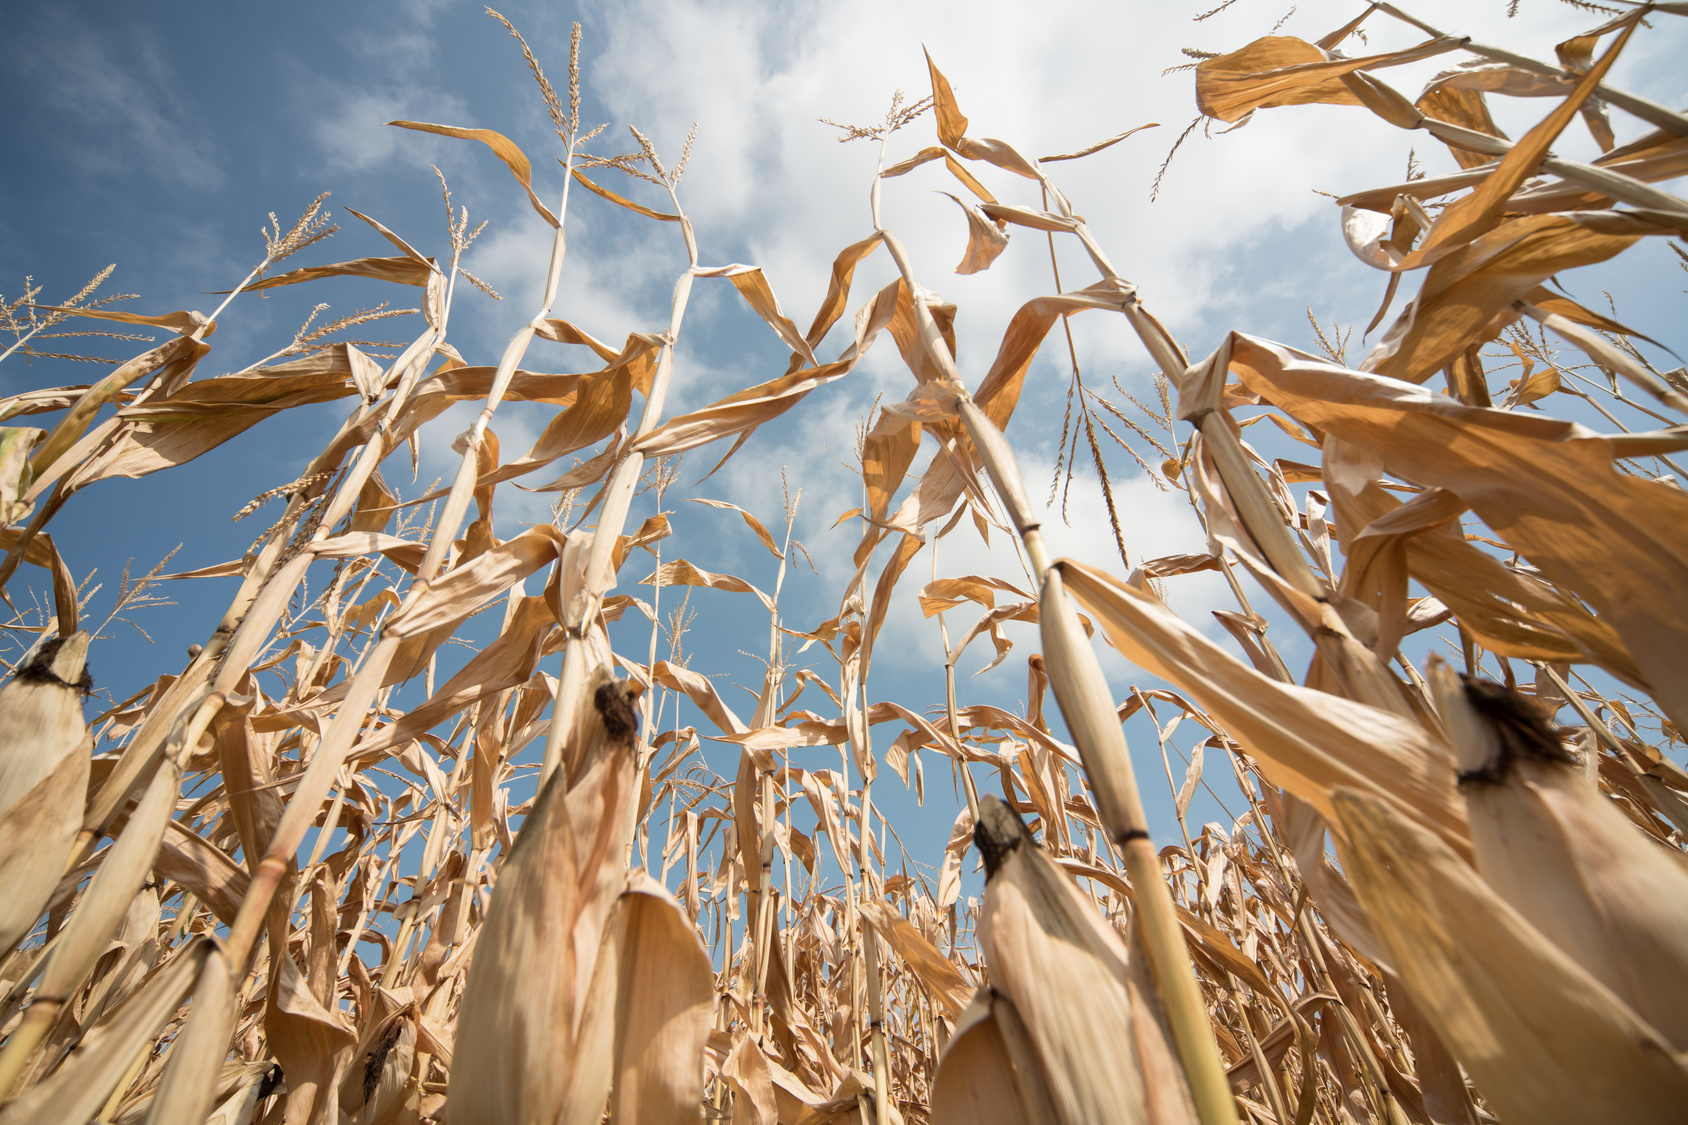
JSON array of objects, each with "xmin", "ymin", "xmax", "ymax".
[{"xmin": 2, "ymin": 0, "xmax": 1684, "ymax": 889}]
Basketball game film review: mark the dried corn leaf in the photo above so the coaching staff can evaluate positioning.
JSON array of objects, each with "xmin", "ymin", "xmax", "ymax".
[
  {"xmin": 1057, "ymin": 559, "xmax": 1467, "ymax": 850},
  {"xmin": 882, "ymin": 147, "xmax": 946, "ymax": 178},
  {"xmin": 857, "ymin": 898, "xmax": 972, "ymax": 1018},
  {"xmin": 923, "ymin": 53, "xmax": 1041, "ymax": 180},
  {"xmin": 390, "ymin": 120, "xmax": 560, "ymax": 227},
  {"xmin": 973, "ymin": 279, "xmax": 1137, "ymax": 425},
  {"xmin": 1364, "ymin": 211, "xmax": 1664, "ymax": 384},
  {"xmin": 633, "ymin": 277, "xmax": 900, "ymax": 457},
  {"xmin": 695, "ymin": 264, "xmax": 819, "ymax": 368},
  {"xmin": 26, "ymin": 304, "xmax": 209, "ymax": 336},
  {"xmin": 1195, "ymin": 35, "xmax": 1460, "ymax": 124},
  {"xmin": 481, "ymin": 360, "xmax": 647, "ymax": 487},
  {"xmin": 1040, "ymin": 123, "xmax": 1159, "ymax": 163},
  {"xmin": 523, "ymin": 436, "xmax": 621, "ymax": 493},
  {"xmin": 355, "ymin": 596, "xmax": 556, "ymax": 760},
  {"xmin": 796, "ymin": 233, "xmax": 883, "ymax": 362},
  {"xmin": 384, "ymin": 526, "xmax": 566, "ymax": 638},
  {"xmin": 941, "ymin": 192, "xmax": 1010, "ymax": 275},
  {"xmin": 345, "ymin": 206, "xmax": 432, "ymax": 268},
  {"xmin": 569, "ymin": 168, "xmax": 680, "ymax": 223},
  {"xmin": 1417, "ymin": 83, "xmax": 1508, "ymax": 169},
  {"xmin": 0, "ymin": 425, "xmax": 39, "ymax": 520},
  {"xmin": 917, "ymin": 574, "xmax": 1030, "ymax": 616},
  {"xmin": 265, "ymin": 921, "xmax": 356, "ymax": 1125},
  {"xmin": 978, "ymin": 203, "xmax": 1076, "ymax": 234},
  {"xmin": 721, "ymin": 1034, "xmax": 779, "ymax": 1125},
  {"xmin": 640, "ymin": 560, "xmax": 776, "ymax": 614},
  {"xmin": 156, "ymin": 819, "xmax": 250, "ymax": 923},
  {"xmin": 1324, "ymin": 438, "xmax": 1642, "ymax": 680},
  {"xmin": 862, "ymin": 412, "xmax": 922, "ymax": 522},
  {"xmin": 653, "ymin": 660, "xmax": 747, "ymax": 736},
  {"xmin": 1411, "ymin": 16, "xmax": 1640, "ymax": 263},
  {"xmin": 140, "ymin": 945, "xmax": 237, "ymax": 1125},
  {"xmin": 0, "ymin": 937, "xmax": 213, "ymax": 1125},
  {"xmin": 63, "ymin": 344, "xmax": 362, "ymax": 487},
  {"xmin": 34, "ymin": 753, "xmax": 176, "ymax": 1019},
  {"xmin": 234, "ymin": 254, "xmax": 437, "ymax": 293},
  {"xmin": 687, "ymin": 498, "xmax": 783, "ymax": 558},
  {"xmin": 1230, "ymin": 333, "xmax": 1688, "ymax": 731}
]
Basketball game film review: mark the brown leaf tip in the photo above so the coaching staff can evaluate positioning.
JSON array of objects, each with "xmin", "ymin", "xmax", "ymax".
[
  {"xmin": 974, "ymin": 795, "xmax": 1027, "ymax": 878},
  {"xmin": 1456, "ymin": 675, "xmax": 1576, "ymax": 786},
  {"xmin": 594, "ymin": 679, "xmax": 640, "ymax": 746},
  {"xmin": 16, "ymin": 632, "xmax": 93, "ymax": 694}
]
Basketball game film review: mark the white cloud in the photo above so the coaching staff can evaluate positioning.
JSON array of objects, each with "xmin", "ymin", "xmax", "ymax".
[
  {"xmin": 282, "ymin": 0, "xmax": 1684, "ymax": 741},
  {"xmin": 563, "ymin": 0, "xmax": 1654, "ymax": 354}
]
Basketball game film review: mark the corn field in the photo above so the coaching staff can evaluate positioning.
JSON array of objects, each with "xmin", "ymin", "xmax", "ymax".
[{"xmin": 2, "ymin": 3, "xmax": 1687, "ymax": 1123}]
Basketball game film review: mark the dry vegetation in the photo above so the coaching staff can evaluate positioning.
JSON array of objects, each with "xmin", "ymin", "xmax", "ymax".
[{"xmin": 2, "ymin": 3, "xmax": 1688, "ymax": 1124}]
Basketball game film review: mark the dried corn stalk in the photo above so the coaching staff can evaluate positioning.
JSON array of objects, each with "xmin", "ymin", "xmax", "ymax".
[{"xmin": 0, "ymin": 7, "xmax": 1685, "ymax": 1125}]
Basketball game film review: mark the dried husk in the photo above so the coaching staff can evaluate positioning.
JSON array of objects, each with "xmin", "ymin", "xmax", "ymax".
[
  {"xmin": 0, "ymin": 747, "xmax": 179, "ymax": 1096},
  {"xmin": 1330, "ymin": 787, "xmax": 1688, "ymax": 1124},
  {"xmin": 446, "ymin": 678, "xmax": 639, "ymax": 1125},
  {"xmin": 602, "ymin": 874, "xmax": 714, "ymax": 1125},
  {"xmin": 337, "ymin": 998, "xmax": 418, "ymax": 1125},
  {"xmin": 201, "ymin": 1062, "xmax": 284, "ymax": 1125},
  {"xmin": 1430, "ymin": 662, "xmax": 1688, "ymax": 1049},
  {"xmin": 0, "ymin": 632, "xmax": 92, "ymax": 956},
  {"xmin": 973, "ymin": 795, "xmax": 1160, "ymax": 1125},
  {"xmin": 932, "ymin": 989, "xmax": 1059, "ymax": 1125},
  {"xmin": 264, "ymin": 867, "xmax": 358, "ymax": 1125}
]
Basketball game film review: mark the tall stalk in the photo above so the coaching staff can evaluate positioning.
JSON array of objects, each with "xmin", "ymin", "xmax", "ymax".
[{"xmin": 864, "ymin": 130, "xmax": 1241, "ymax": 1121}]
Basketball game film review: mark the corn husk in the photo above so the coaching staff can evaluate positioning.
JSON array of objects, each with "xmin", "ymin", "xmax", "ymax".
[
  {"xmin": 110, "ymin": 1061, "xmax": 277, "ymax": 1125},
  {"xmin": 337, "ymin": 997, "xmax": 418, "ymax": 1125},
  {"xmin": 973, "ymin": 794, "xmax": 1190, "ymax": 1125},
  {"xmin": 1430, "ymin": 661, "xmax": 1688, "ymax": 1049},
  {"xmin": 602, "ymin": 873, "xmax": 714, "ymax": 1124},
  {"xmin": 0, "ymin": 632, "xmax": 92, "ymax": 956},
  {"xmin": 446, "ymin": 677, "xmax": 640, "ymax": 1125},
  {"xmin": 0, "ymin": 746, "xmax": 178, "ymax": 1097},
  {"xmin": 932, "ymin": 989, "xmax": 1059, "ymax": 1125},
  {"xmin": 262, "ymin": 866, "xmax": 358, "ymax": 1125},
  {"xmin": 201, "ymin": 1062, "xmax": 283, "ymax": 1125},
  {"xmin": 1330, "ymin": 787, "xmax": 1688, "ymax": 1124}
]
